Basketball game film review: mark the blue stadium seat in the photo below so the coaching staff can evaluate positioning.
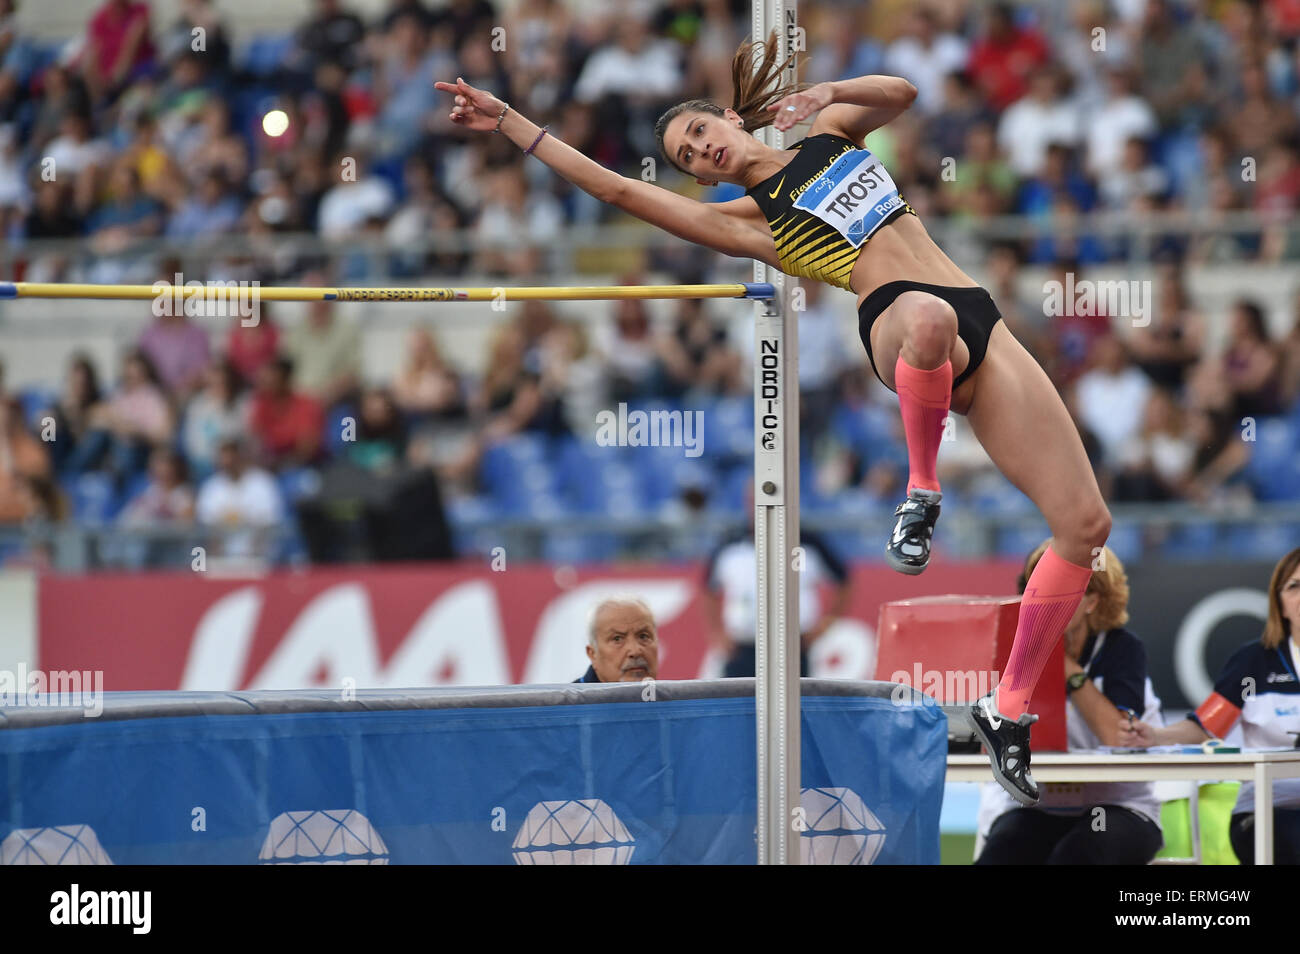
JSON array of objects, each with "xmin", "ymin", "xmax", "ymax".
[
  {"xmin": 1245, "ymin": 417, "xmax": 1300, "ymax": 502},
  {"xmin": 17, "ymin": 387, "xmax": 56, "ymax": 431},
  {"xmin": 541, "ymin": 531, "xmax": 618, "ymax": 564},
  {"xmin": 277, "ymin": 468, "xmax": 322, "ymax": 505},
  {"xmin": 66, "ymin": 473, "xmax": 118, "ymax": 525},
  {"xmin": 1106, "ymin": 522, "xmax": 1142, "ymax": 564},
  {"xmin": 238, "ymin": 34, "xmax": 295, "ymax": 78},
  {"xmin": 996, "ymin": 524, "xmax": 1051, "ymax": 560},
  {"xmin": 1160, "ymin": 523, "xmax": 1219, "ymax": 561},
  {"xmin": 1222, "ymin": 523, "xmax": 1300, "ymax": 560}
]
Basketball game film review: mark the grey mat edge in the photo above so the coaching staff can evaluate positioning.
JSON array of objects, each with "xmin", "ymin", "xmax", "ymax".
[{"xmin": 0, "ymin": 679, "xmax": 954, "ymax": 730}]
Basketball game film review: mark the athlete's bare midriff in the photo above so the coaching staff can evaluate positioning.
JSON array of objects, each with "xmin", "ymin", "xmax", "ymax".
[{"xmin": 846, "ymin": 214, "xmax": 978, "ymax": 309}]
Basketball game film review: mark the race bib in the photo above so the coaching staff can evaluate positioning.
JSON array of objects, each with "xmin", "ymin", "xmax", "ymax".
[{"xmin": 792, "ymin": 148, "xmax": 903, "ymax": 247}]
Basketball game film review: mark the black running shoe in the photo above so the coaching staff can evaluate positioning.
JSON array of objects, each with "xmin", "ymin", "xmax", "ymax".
[
  {"xmin": 885, "ymin": 488, "xmax": 941, "ymax": 575},
  {"xmin": 970, "ymin": 691, "xmax": 1039, "ymax": 806}
]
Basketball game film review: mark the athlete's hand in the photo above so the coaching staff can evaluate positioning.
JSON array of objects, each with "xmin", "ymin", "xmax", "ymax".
[
  {"xmin": 768, "ymin": 83, "xmax": 834, "ymax": 131},
  {"xmin": 434, "ymin": 76, "xmax": 506, "ymax": 133}
]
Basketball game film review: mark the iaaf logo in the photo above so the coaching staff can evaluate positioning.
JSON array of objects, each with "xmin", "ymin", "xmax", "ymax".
[{"xmin": 180, "ymin": 579, "xmax": 697, "ymax": 689}]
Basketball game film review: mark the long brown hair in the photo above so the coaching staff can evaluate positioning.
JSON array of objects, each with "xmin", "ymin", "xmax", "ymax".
[
  {"xmin": 654, "ymin": 30, "xmax": 809, "ymax": 175},
  {"xmin": 1263, "ymin": 546, "xmax": 1300, "ymax": 649}
]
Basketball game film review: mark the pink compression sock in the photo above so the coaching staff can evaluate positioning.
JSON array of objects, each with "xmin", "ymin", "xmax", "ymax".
[
  {"xmin": 894, "ymin": 356, "xmax": 952, "ymax": 495},
  {"xmin": 995, "ymin": 545, "xmax": 1093, "ymax": 717}
]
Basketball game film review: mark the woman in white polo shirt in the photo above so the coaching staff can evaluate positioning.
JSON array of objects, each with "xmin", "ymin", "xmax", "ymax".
[
  {"xmin": 1121, "ymin": 546, "xmax": 1300, "ymax": 865},
  {"xmin": 975, "ymin": 541, "xmax": 1165, "ymax": 864}
]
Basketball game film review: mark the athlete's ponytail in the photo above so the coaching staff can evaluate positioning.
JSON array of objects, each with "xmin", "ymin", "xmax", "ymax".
[{"xmin": 654, "ymin": 30, "xmax": 809, "ymax": 175}]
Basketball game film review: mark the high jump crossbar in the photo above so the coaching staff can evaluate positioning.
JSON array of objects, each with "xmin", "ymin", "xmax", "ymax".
[{"xmin": 0, "ymin": 281, "xmax": 776, "ymax": 303}]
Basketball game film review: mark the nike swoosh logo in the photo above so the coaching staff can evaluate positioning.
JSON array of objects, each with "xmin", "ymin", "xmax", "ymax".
[
  {"xmin": 767, "ymin": 175, "xmax": 786, "ymax": 199},
  {"xmin": 981, "ymin": 696, "xmax": 1002, "ymax": 730}
]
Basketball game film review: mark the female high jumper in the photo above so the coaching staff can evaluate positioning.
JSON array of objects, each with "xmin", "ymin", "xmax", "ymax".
[{"xmin": 436, "ymin": 33, "xmax": 1112, "ymax": 806}]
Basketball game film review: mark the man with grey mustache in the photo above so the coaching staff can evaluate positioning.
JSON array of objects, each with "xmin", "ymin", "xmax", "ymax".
[{"xmin": 575, "ymin": 597, "xmax": 661, "ymax": 683}]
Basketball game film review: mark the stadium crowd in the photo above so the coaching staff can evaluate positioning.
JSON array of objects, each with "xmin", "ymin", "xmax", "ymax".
[{"xmin": 2, "ymin": 0, "xmax": 1300, "ymax": 565}]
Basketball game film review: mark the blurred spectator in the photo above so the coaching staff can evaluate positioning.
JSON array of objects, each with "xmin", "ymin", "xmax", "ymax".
[
  {"xmin": 392, "ymin": 327, "xmax": 464, "ymax": 420},
  {"xmin": 165, "ymin": 169, "xmax": 242, "ymax": 240},
  {"xmin": 1072, "ymin": 335, "xmax": 1153, "ymax": 468},
  {"xmin": 82, "ymin": 0, "xmax": 156, "ymax": 104},
  {"xmin": 67, "ymin": 350, "xmax": 172, "ymax": 481},
  {"xmin": 161, "ymin": 0, "xmax": 230, "ymax": 74},
  {"xmin": 1280, "ymin": 290, "xmax": 1300, "ymax": 406},
  {"xmin": 1086, "ymin": 68, "xmax": 1157, "ymax": 179},
  {"xmin": 657, "ymin": 297, "xmax": 741, "ymax": 399},
  {"xmin": 1098, "ymin": 136, "xmax": 1168, "ymax": 211},
  {"xmin": 472, "ymin": 323, "xmax": 567, "ymax": 440},
  {"xmin": 384, "ymin": 158, "xmax": 469, "ymax": 275},
  {"xmin": 471, "ymin": 163, "xmax": 562, "ymax": 275},
  {"xmin": 86, "ymin": 165, "xmax": 164, "ymax": 262},
  {"xmin": 119, "ymin": 446, "xmax": 194, "ymax": 524},
  {"xmin": 1183, "ymin": 357, "xmax": 1251, "ymax": 503},
  {"xmin": 925, "ymin": 70, "xmax": 993, "ymax": 163},
  {"xmin": 0, "ymin": 397, "xmax": 51, "ymax": 523},
  {"xmin": 574, "ymin": 11, "xmax": 683, "ymax": 105},
  {"xmin": 284, "ymin": 294, "xmax": 361, "ymax": 410},
  {"xmin": 1112, "ymin": 388, "xmax": 1196, "ymax": 501},
  {"xmin": 1128, "ymin": 265, "xmax": 1206, "ymax": 391},
  {"xmin": 182, "ymin": 359, "xmax": 249, "ymax": 478},
  {"xmin": 997, "ymin": 68, "xmax": 1081, "ymax": 179},
  {"xmin": 49, "ymin": 354, "xmax": 104, "ymax": 474},
  {"xmin": 703, "ymin": 491, "xmax": 849, "ymax": 678},
  {"xmin": 195, "ymin": 436, "xmax": 284, "ymax": 556},
  {"xmin": 967, "ymin": 2, "xmax": 1049, "ymax": 112},
  {"xmin": 1221, "ymin": 299, "xmax": 1283, "ymax": 418},
  {"xmin": 249, "ymin": 356, "xmax": 324, "ymax": 469},
  {"xmin": 225, "ymin": 304, "xmax": 280, "ymax": 385},
  {"xmin": 599, "ymin": 296, "xmax": 663, "ymax": 403},
  {"xmin": 295, "ymin": 0, "xmax": 367, "ymax": 75},
  {"xmin": 137, "ymin": 303, "xmax": 211, "ymax": 400},
  {"xmin": 1137, "ymin": 0, "xmax": 1206, "ymax": 128},
  {"xmin": 44, "ymin": 109, "xmax": 112, "ymax": 184},
  {"xmin": 428, "ymin": 0, "xmax": 496, "ymax": 51},
  {"xmin": 372, "ymin": 11, "xmax": 452, "ymax": 159},
  {"xmin": 316, "ymin": 149, "xmax": 396, "ymax": 239},
  {"xmin": 344, "ymin": 387, "xmax": 406, "ymax": 472},
  {"xmin": 883, "ymin": 6, "xmax": 968, "ymax": 114}
]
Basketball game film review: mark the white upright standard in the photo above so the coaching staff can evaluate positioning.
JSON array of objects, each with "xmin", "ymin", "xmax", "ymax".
[{"xmin": 752, "ymin": 0, "xmax": 802, "ymax": 865}]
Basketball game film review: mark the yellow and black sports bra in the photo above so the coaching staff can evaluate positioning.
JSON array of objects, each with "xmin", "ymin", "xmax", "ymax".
[{"xmin": 745, "ymin": 133, "xmax": 916, "ymax": 292}]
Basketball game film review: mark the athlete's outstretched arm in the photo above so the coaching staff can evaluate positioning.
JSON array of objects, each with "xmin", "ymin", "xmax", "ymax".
[
  {"xmin": 436, "ymin": 77, "xmax": 774, "ymax": 263},
  {"xmin": 767, "ymin": 75, "xmax": 918, "ymax": 144}
]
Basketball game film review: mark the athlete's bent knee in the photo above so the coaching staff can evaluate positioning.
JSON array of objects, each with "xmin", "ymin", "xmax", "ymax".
[{"xmin": 900, "ymin": 297, "xmax": 958, "ymax": 367}]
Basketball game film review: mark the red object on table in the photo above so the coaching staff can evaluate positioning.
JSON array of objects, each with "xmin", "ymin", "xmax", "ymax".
[{"xmin": 874, "ymin": 595, "xmax": 1067, "ymax": 752}]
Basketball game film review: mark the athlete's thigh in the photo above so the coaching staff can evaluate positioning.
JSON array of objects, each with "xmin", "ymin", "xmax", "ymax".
[
  {"xmin": 866, "ymin": 290, "xmax": 971, "ymax": 391},
  {"xmin": 962, "ymin": 323, "xmax": 1104, "ymax": 531}
]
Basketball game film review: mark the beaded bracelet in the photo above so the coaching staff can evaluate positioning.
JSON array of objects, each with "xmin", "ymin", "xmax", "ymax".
[
  {"xmin": 524, "ymin": 125, "xmax": 549, "ymax": 156},
  {"xmin": 492, "ymin": 103, "xmax": 509, "ymax": 133}
]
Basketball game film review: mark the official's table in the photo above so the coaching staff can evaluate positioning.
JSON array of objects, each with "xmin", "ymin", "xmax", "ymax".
[{"xmin": 947, "ymin": 751, "xmax": 1300, "ymax": 865}]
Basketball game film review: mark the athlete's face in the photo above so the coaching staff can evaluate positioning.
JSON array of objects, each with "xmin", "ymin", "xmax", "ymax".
[{"xmin": 668, "ymin": 109, "xmax": 745, "ymax": 186}]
